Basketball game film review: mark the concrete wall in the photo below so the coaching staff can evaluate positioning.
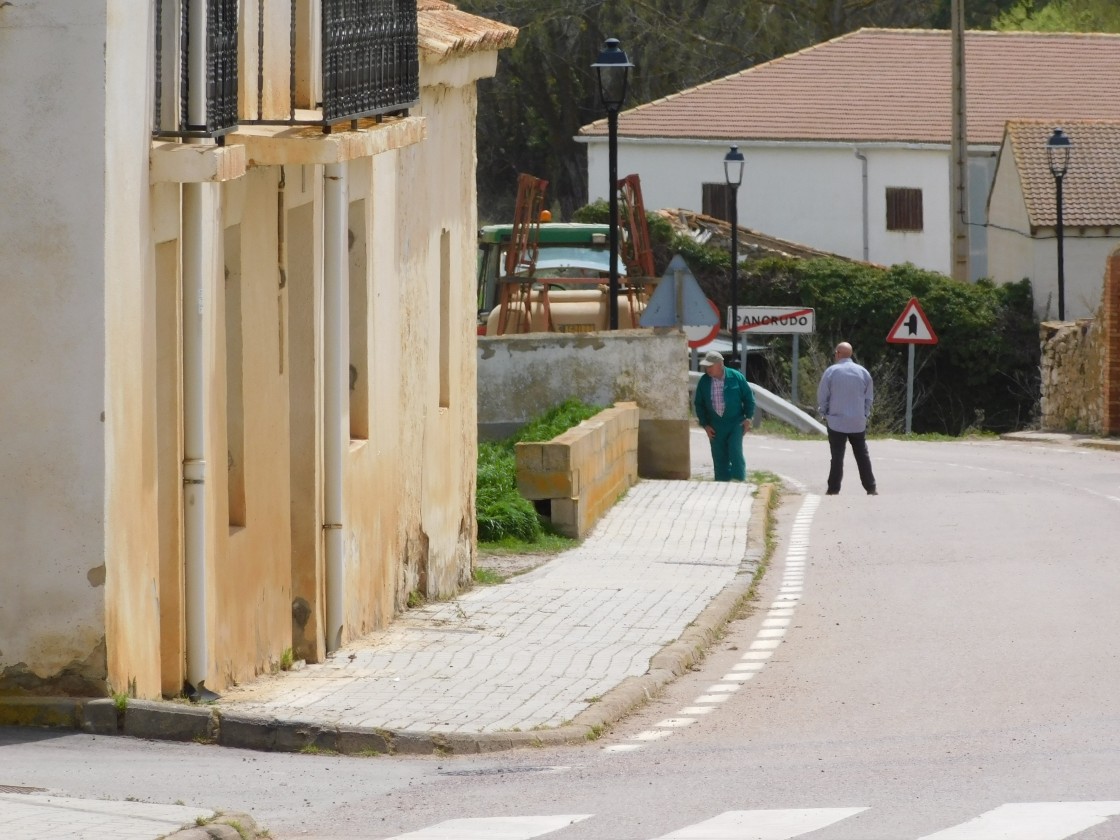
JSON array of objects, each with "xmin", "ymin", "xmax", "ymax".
[
  {"xmin": 478, "ymin": 330, "xmax": 690, "ymax": 479},
  {"xmin": 586, "ymin": 139, "xmax": 997, "ymax": 280},
  {"xmin": 0, "ymin": 2, "xmax": 110, "ymax": 695}
]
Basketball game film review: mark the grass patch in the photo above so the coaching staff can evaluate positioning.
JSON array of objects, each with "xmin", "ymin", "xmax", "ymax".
[
  {"xmin": 472, "ymin": 567, "xmax": 506, "ymax": 585},
  {"xmin": 479, "ymin": 531, "xmax": 578, "ymax": 556}
]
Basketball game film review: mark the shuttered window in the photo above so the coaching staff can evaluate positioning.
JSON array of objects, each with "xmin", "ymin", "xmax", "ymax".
[
  {"xmin": 886, "ymin": 187, "xmax": 923, "ymax": 231},
  {"xmin": 702, "ymin": 183, "xmax": 732, "ymax": 222}
]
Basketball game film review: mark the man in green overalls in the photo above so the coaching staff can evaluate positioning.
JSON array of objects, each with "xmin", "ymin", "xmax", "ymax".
[{"xmin": 694, "ymin": 350, "xmax": 756, "ymax": 482}]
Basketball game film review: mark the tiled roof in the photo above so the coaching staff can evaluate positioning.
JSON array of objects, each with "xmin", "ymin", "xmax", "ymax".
[
  {"xmin": 580, "ymin": 28, "xmax": 1120, "ymax": 145},
  {"xmin": 1006, "ymin": 120, "xmax": 1120, "ymax": 228},
  {"xmin": 419, "ymin": 0, "xmax": 518, "ymax": 61}
]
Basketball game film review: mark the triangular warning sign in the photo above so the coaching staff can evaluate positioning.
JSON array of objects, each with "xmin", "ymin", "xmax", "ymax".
[{"xmin": 886, "ymin": 297, "xmax": 938, "ymax": 345}]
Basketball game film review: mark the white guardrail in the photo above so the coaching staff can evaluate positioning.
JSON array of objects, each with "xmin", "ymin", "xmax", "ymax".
[{"xmin": 688, "ymin": 372, "xmax": 826, "ymax": 436}]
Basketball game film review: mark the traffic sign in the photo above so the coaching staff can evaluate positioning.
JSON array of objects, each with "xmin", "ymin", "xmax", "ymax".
[
  {"xmin": 684, "ymin": 300, "xmax": 721, "ymax": 348},
  {"xmin": 887, "ymin": 298, "xmax": 938, "ymax": 344},
  {"xmin": 732, "ymin": 306, "xmax": 815, "ymax": 334},
  {"xmin": 640, "ymin": 254, "xmax": 718, "ymax": 329}
]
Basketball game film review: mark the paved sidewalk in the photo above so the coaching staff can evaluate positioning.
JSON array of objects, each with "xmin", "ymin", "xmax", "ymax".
[
  {"xmin": 217, "ymin": 479, "xmax": 758, "ymax": 744},
  {"xmin": 0, "ymin": 473, "xmax": 766, "ymax": 840},
  {"xmin": 0, "ymin": 793, "xmax": 253, "ymax": 840}
]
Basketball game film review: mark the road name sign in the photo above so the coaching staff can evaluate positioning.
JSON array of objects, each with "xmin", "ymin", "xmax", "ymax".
[
  {"xmin": 732, "ymin": 306, "xmax": 815, "ymax": 334},
  {"xmin": 887, "ymin": 297, "xmax": 938, "ymax": 344}
]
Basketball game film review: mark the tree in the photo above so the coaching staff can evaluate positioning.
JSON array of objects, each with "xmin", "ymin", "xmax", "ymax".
[{"xmin": 990, "ymin": 0, "xmax": 1120, "ymax": 31}]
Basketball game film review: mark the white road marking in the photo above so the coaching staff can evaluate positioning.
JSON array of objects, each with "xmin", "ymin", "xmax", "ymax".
[
  {"xmin": 604, "ymin": 494, "xmax": 820, "ymax": 754},
  {"xmin": 652, "ymin": 808, "xmax": 868, "ymax": 839},
  {"xmin": 916, "ymin": 801, "xmax": 1120, "ymax": 840},
  {"xmin": 385, "ymin": 814, "xmax": 592, "ymax": 839},
  {"xmin": 722, "ymin": 672, "xmax": 756, "ymax": 681}
]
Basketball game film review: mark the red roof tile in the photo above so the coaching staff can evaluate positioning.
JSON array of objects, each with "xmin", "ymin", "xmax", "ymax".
[
  {"xmin": 1006, "ymin": 120, "xmax": 1120, "ymax": 228},
  {"xmin": 580, "ymin": 28, "xmax": 1120, "ymax": 145}
]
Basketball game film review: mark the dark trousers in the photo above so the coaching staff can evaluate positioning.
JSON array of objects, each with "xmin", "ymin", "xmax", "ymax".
[{"xmin": 827, "ymin": 427, "xmax": 876, "ymax": 494}]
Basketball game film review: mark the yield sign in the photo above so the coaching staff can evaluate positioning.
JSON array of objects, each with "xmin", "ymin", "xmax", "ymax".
[
  {"xmin": 640, "ymin": 254, "xmax": 718, "ymax": 329},
  {"xmin": 886, "ymin": 297, "xmax": 938, "ymax": 345}
]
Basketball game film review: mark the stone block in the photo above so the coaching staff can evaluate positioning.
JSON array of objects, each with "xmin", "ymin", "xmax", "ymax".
[
  {"xmin": 80, "ymin": 698, "xmax": 120, "ymax": 735},
  {"xmin": 0, "ymin": 697, "xmax": 81, "ymax": 729},
  {"xmin": 124, "ymin": 700, "xmax": 215, "ymax": 742}
]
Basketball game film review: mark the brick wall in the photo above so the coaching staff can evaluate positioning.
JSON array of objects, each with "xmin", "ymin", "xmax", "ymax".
[
  {"xmin": 1103, "ymin": 254, "xmax": 1120, "ymax": 436},
  {"xmin": 515, "ymin": 402, "xmax": 639, "ymax": 538}
]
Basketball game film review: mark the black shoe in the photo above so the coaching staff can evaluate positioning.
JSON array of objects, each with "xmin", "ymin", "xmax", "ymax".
[
  {"xmin": 826, "ymin": 490, "xmax": 839, "ymax": 495},
  {"xmin": 867, "ymin": 489, "xmax": 878, "ymax": 496}
]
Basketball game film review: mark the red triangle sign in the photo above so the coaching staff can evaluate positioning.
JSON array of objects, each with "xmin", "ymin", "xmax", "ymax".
[{"xmin": 887, "ymin": 298, "xmax": 938, "ymax": 345}]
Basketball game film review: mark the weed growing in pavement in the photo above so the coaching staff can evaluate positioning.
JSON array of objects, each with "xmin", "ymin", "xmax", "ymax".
[
  {"xmin": 279, "ymin": 647, "xmax": 294, "ymax": 671},
  {"xmin": 472, "ymin": 567, "xmax": 506, "ymax": 585},
  {"xmin": 112, "ymin": 691, "xmax": 128, "ymax": 713}
]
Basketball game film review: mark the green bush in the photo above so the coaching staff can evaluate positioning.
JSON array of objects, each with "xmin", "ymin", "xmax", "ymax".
[
  {"xmin": 476, "ymin": 399, "xmax": 605, "ymax": 543},
  {"xmin": 739, "ymin": 258, "xmax": 1040, "ymax": 434}
]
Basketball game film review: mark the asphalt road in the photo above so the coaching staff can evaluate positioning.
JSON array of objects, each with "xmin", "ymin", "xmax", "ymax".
[{"xmin": 3, "ymin": 433, "xmax": 1119, "ymax": 839}]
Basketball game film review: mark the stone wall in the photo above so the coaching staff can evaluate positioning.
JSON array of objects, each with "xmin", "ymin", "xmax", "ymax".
[
  {"xmin": 515, "ymin": 403, "xmax": 639, "ymax": 538},
  {"xmin": 1040, "ymin": 250, "xmax": 1120, "ymax": 436},
  {"xmin": 1040, "ymin": 319, "xmax": 1104, "ymax": 433}
]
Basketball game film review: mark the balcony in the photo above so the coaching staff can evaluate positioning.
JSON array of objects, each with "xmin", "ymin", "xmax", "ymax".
[{"xmin": 154, "ymin": 0, "xmax": 420, "ymax": 142}]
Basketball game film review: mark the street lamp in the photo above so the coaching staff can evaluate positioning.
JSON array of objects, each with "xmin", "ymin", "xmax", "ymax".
[
  {"xmin": 724, "ymin": 145, "xmax": 745, "ymax": 364},
  {"xmin": 593, "ymin": 37, "xmax": 632, "ymax": 330},
  {"xmin": 1047, "ymin": 127, "xmax": 1072, "ymax": 321}
]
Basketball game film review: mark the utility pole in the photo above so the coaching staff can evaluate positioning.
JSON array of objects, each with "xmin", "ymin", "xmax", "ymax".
[{"xmin": 950, "ymin": 0, "xmax": 971, "ymax": 281}]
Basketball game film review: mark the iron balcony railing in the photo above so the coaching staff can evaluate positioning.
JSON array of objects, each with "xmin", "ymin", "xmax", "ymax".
[
  {"xmin": 153, "ymin": 0, "xmax": 239, "ymax": 141},
  {"xmin": 319, "ymin": 0, "xmax": 420, "ymax": 126},
  {"xmin": 155, "ymin": 0, "xmax": 419, "ymax": 140}
]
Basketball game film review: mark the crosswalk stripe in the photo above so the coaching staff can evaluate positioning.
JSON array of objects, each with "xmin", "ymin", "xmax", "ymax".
[
  {"xmin": 651, "ymin": 808, "xmax": 867, "ymax": 839},
  {"xmin": 385, "ymin": 814, "xmax": 592, "ymax": 839},
  {"xmin": 915, "ymin": 801, "xmax": 1120, "ymax": 840}
]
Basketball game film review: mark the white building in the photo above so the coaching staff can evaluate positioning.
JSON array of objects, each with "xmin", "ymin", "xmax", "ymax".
[
  {"xmin": 0, "ymin": 1, "xmax": 515, "ymax": 700},
  {"xmin": 580, "ymin": 29, "xmax": 1120, "ymax": 284},
  {"xmin": 988, "ymin": 120, "xmax": 1120, "ymax": 320}
]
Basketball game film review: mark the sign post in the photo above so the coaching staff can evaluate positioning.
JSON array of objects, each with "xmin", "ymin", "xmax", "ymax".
[
  {"xmin": 886, "ymin": 298, "xmax": 938, "ymax": 434},
  {"xmin": 734, "ymin": 306, "xmax": 816, "ymax": 398}
]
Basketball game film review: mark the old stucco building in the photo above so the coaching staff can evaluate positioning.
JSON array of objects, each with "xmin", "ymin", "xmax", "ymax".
[{"xmin": 0, "ymin": 1, "xmax": 515, "ymax": 700}]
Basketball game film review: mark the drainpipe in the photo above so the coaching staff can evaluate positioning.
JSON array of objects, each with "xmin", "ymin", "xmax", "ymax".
[
  {"xmin": 323, "ymin": 162, "xmax": 348, "ymax": 652},
  {"xmin": 854, "ymin": 149, "xmax": 870, "ymax": 262},
  {"xmin": 184, "ymin": 0, "xmax": 213, "ymax": 696}
]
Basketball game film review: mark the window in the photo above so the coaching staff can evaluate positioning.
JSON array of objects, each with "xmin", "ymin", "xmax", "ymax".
[
  {"xmin": 886, "ymin": 187, "xmax": 923, "ymax": 232},
  {"xmin": 702, "ymin": 183, "xmax": 732, "ymax": 222}
]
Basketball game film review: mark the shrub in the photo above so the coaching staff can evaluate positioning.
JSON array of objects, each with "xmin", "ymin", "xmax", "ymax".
[{"xmin": 476, "ymin": 399, "xmax": 605, "ymax": 543}]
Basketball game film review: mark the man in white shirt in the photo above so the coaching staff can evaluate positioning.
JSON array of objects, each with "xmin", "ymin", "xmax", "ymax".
[{"xmin": 817, "ymin": 342, "xmax": 878, "ymax": 496}]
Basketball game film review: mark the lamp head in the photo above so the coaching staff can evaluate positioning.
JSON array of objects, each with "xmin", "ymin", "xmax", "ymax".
[
  {"xmin": 724, "ymin": 145, "xmax": 745, "ymax": 188},
  {"xmin": 1047, "ymin": 127, "xmax": 1072, "ymax": 178},
  {"xmin": 593, "ymin": 38, "xmax": 633, "ymax": 111}
]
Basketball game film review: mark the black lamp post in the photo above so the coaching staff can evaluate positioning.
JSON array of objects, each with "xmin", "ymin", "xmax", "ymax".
[
  {"xmin": 724, "ymin": 145, "xmax": 745, "ymax": 363},
  {"xmin": 1047, "ymin": 127, "xmax": 1072, "ymax": 321},
  {"xmin": 593, "ymin": 37, "xmax": 632, "ymax": 330}
]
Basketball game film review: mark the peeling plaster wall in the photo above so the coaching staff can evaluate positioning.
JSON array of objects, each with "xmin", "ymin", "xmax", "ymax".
[
  {"xmin": 0, "ymin": 3, "xmax": 111, "ymax": 694},
  {"xmin": 103, "ymin": 0, "xmax": 163, "ymax": 698}
]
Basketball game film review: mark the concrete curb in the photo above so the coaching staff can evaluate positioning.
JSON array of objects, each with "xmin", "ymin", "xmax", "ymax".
[
  {"xmin": 1000, "ymin": 431, "xmax": 1120, "ymax": 451},
  {"xmin": 0, "ymin": 484, "xmax": 776, "ymax": 760}
]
